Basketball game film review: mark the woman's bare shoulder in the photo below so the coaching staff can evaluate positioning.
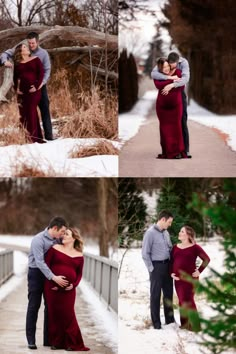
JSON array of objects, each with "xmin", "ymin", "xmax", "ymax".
[
  {"xmin": 74, "ymin": 250, "xmax": 83, "ymax": 257},
  {"xmin": 52, "ymin": 244, "xmax": 62, "ymax": 250}
]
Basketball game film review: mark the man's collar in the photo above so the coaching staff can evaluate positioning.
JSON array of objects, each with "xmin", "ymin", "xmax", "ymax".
[
  {"xmin": 44, "ymin": 227, "xmax": 54, "ymax": 240},
  {"xmin": 154, "ymin": 224, "xmax": 164, "ymax": 232}
]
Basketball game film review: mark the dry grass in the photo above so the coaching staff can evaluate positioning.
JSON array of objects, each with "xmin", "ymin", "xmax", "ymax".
[
  {"xmin": 0, "ymin": 101, "xmax": 30, "ymax": 146},
  {"xmin": 14, "ymin": 164, "xmax": 49, "ymax": 177},
  {"xmin": 60, "ymin": 87, "xmax": 118, "ymax": 140},
  {"xmin": 49, "ymin": 69, "xmax": 76, "ymax": 118},
  {"xmin": 69, "ymin": 140, "xmax": 119, "ymax": 158},
  {"xmin": 0, "ymin": 70, "xmax": 118, "ymax": 147}
]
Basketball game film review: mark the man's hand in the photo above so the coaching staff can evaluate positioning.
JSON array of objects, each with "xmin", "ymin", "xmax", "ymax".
[
  {"xmin": 192, "ymin": 269, "xmax": 200, "ymax": 278},
  {"xmin": 4, "ymin": 60, "xmax": 13, "ymax": 68},
  {"xmin": 52, "ymin": 275, "xmax": 68, "ymax": 287},
  {"xmin": 29, "ymin": 85, "xmax": 36, "ymax": 93},
  {"xmin": 65, "ymin": 283, "xmax": 73, "ymax": 291},
  {"xmin": 17, "ymin": 88, "xmax": 23, "ymax": 95},
  {"xmin": 171, "ymin": 273, "xmax": 180, "ymax": 281},
  {"xmin": 161, "ymin": 83, "xmax": 175, "ymax": 95}
]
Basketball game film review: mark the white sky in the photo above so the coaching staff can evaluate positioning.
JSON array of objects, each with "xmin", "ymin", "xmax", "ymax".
[{"xmin": 119, "ymin": 0, "xmax": 170, "ymax": 58}]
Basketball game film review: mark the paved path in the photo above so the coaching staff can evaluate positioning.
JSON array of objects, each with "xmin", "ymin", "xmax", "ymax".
[
  {"xmin": 119, "ymin": 104, "xmax": 236, "ymax": 177},
  {"xmin": 0, "ymin": 263, "xmax": 116, "ymax": 354}
]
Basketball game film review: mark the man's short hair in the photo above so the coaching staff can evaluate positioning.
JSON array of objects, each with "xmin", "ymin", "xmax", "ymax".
[
  {"xmin": 48, "ymin": 216, "xmax": 68, "ymax": 230},
  {"xmin": 157, "ymin": 210, "xmax": 173, "ymax": 221},
  {"xmin": 168, "ymin": 52, "xmax": 180, "ymax": 64},
  {"xmin": 26, "ymin": 32, "xmax": 39, "ymax": 42}
]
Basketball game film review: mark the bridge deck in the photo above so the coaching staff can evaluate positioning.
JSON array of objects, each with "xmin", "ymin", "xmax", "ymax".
[{"xmin": 0, "ymin": 275, "xmax": 115, "ymax": 353}]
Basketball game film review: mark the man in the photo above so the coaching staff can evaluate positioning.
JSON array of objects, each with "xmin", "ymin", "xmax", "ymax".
[
  {"xmin": 142, "ymin": 210, "xmax": 175, "ymax": 329},
  {"xmin": 0, "ymin": 32, "xmax": 54, "ymax": 140},
  {"xmin": 26, "ymin": 216, "xmax": 69, "ymax": 350},
  {"xmin": 151, "ymin": 52, "xmax": 191, "ymax": 158}
]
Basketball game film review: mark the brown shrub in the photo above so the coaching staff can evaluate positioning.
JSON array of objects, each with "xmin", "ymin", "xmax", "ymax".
[
  {"xmin": 60, "ymin": 87, "xmax": 118, "ymax": 140},
  {"xmin": 69, "ymin": 140, "xmax": 119, "ymax": 158},
  {"xmin": 0, "ymin": 101, "xmax": 30, "ymax": 146}
]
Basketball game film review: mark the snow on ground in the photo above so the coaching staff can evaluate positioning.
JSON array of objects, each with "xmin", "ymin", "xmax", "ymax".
[
  {"xmin": 118, "ymin": 238, "xmax": 230, "ymax": 354},
  {"xmin": 119, "ymin": 91, "xmax": 157, "ymax": 145},
  {"xmin": 80, "ymin": 279, "xmax": 118, "ymax": 353},
  {"xmin": 0, "ymin": 250, "xmax": 28, "ymax": 302},
  {"xmin": 0, "ymin": 137, "xmax": 118, "ymax": 177},
  {"xmin": 119, "ymin": 91, "xmax": 236, "ymax": 152}
]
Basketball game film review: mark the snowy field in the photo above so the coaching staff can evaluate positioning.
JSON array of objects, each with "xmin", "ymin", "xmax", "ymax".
[
  {"xmin": 0, "ymin": 235, "xmax": 118, "ymax": 352},
  {"xmin": 119, "ymin": 91, "xmax": 236, "ymax": 152},
  {"xmin": 118, "ymin": 238, "xmax": 233, "ymax": 354},
  {"xmin": 0, "ymin": 235, "xmax": 117, "ymax": 261},
  {"xmin": 0, "ymin": 137, "xmax": 119, "ymax": 177}
]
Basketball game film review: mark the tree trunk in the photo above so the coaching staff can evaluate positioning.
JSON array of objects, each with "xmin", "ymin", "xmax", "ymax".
[{"xmin": 97, "ymin": 178, "xmax": 109, "ymax": 257}]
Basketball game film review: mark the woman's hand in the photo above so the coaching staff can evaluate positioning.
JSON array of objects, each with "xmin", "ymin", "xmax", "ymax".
[
  {"xmin": 29, "ymin": 85, "xmax": 36, "ymax": 93},
  {"xmin": 192, "ymin": 269, "xmax": 200, "ymax": 278},
  {"xmin": 170, "ymin": 75, "xmax": 179, "ymax": 80},
  {"xmin": 65, "ymin": 283, "xmax": 73, "ymax": 291},
  {"xmin": 171, "ymin": 273, "xmax": 180, "ymax": 281},
  {"xmin": 17, "ymin": 88, "xmax": 23, "ymax": 95},
  {"xmin": 51, "ymin": 286, "xmax": 59, "ymax": 291}
]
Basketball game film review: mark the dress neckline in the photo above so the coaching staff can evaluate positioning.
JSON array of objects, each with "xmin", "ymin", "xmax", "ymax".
[
  {"xmin": 176, "ymin": 244, "xmax": 195, "ymax": 250},
  {"xmin": 20, "ymin": 57, "xmax": 38, "ymax": 64},
  {"xmin": 53, "ymin": 246, "xmax": 83, "ymax": 259}
]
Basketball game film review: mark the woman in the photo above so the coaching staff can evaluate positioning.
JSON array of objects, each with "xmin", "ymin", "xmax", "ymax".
[
  {"xmin": 171, "ymin": 226, "xmax": 210, "ymax": 332},
  {"xmin": 44, "ymin": 227, "xmax": 90, "ymax": 351},
  {"xmin": 13, "ymin": 43, "xmax": 44, "ymax": 143},
  {"xmin": 154, "ymin": 58, "xmax": 187, "ymax": 159}
]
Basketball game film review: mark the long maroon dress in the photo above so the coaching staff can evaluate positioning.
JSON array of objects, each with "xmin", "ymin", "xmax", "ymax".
[
  {"xmin": 171, "ymin": 244, "xmax": 210, "ymax": 331},
  {"xmin": 154, "ymin": 69, "xmax": 187, "ymax": 158},
  {"xmin": 44, "ymin": 247, "xmax": 90, "ymax": 351},
  {"xmin": 13, "ymin": 57, "xmax": 44, "ymax": 143}
]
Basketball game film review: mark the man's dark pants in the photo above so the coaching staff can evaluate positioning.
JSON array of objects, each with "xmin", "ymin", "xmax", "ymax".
[
  {"xmin": 181, "ymin": 90, "xmax": 189, "ymax": 153},
  {"xmin": 26, "ymin": 268, "xmax": 49, "ymax": 346},
  {"xmin": 38, "ymin": 85, "xmax": 53, "ymax": 140},
  {"xmin": 150, "ymin": 261, "xmax": 175, "ymax": 328}
]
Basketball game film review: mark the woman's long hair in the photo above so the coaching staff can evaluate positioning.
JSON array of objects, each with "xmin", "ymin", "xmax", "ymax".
[
  {"xmin": 157, "ymin": 57, "xmax": 169, "ymax": 73},
  {"xmin": 183, "ymin": 225, "xmax": 196, "ymax": 244},
  {"xmin": 69, "ymin": 227, "xmax": 84, "ymax": 252},
  {"xmin": 14, "ymin": 43, "xmax": 30, "ymax": 64}
]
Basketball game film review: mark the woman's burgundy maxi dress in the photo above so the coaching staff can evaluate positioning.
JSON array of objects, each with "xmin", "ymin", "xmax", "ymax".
[
  {"xmin": 154, "ymin": 69, "xmax": 187, "ymax": 159},
  {"xmin": 171, "ymin": 244, "xmax": 210, "ymax": 331},
  {"xmin": 14, "ymin": 57, "xmax": 44, "ymax": 143},
  {"xmin": 44, "ymin": 247, "xmax": 90, "ymax": 351}
]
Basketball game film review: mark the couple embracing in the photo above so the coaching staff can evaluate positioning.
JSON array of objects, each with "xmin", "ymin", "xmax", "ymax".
[
  {"xmin": 152, "ymin": 52, "xmax": 191, "ymax": 160},
  {"xmin": 142, "ymin": 210, "xmax": 210, "ymax": 332},
  {"xmin": 26, "ymin": 216, "xmax": 90, "ymax": 351}
]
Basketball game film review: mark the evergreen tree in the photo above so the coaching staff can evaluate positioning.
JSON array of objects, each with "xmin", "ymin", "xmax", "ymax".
[
  {"xmin": 162, "ymin": 0, "xmax": 236, "ymax": 114},
  {"xmin": 118, "ymin": 178, "xmax": 147, "ymax": 247},
  {"xmin": 192, "ymin": 179, "xmax": 236, "ymax": 353},
  {"xmin": 156, "ymin": 179, "xmax": 190, "ymax": 244},
  {"xmin": 119, "ymin": 49, "xmax": 138, "ymax": 113}
]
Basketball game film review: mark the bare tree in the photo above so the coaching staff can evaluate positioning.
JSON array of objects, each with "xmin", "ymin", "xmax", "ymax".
[
  {"xmin": 82, "ymin": 0, "xmax": 118, "ymax": 35},
  {"xmin": 0, "ymin": 0, "xmax": 56, "ymax": 26}
]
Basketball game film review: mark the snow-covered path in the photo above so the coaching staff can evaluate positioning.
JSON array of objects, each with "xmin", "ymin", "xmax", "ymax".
[{"xmin": 119, "ymin": 92, "xmax": 236, "ymax": 177}]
